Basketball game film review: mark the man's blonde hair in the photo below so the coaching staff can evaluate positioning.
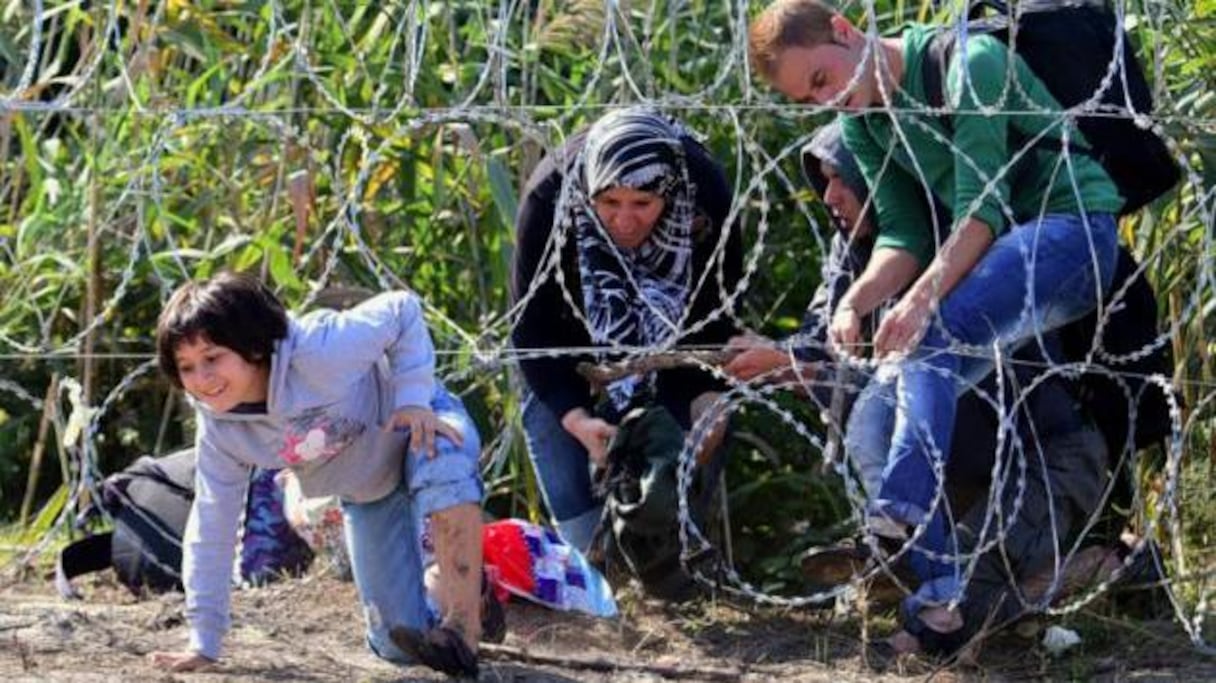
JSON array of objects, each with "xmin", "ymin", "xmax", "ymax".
[{"xmin": 748, "ymin": 0, "xmax": 838, "ymax": 82}]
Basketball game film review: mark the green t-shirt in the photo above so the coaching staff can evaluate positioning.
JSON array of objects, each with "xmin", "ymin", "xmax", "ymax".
[{"xmin": 842, "ymin": 24, "xmax": 1124, "ymax": 265}]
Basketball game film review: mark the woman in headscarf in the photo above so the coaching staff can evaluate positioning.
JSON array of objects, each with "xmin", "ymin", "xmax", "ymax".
[{"xmin": 510, "ymin": 108, "xmax": 742, "ymax": 553}]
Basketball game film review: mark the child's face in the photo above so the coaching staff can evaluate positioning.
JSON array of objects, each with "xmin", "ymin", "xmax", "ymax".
[{"xmin": 174, "ymin": 335, "xmax": 269, "ymax": 412}]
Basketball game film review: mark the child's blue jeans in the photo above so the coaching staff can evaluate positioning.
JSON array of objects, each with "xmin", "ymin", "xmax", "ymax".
[{"xmin": 341, "ymin": 384, "xmax": 483, "ymax": 664}]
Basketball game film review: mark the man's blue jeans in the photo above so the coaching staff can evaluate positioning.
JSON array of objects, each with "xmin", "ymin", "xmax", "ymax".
[
  {"xmin": 872, "ymin": 213, "xmax": 1118, "ymax": 613},
  {"xmin": 845, "ymin": 377, "xmax": 898, "ymax": 501}
]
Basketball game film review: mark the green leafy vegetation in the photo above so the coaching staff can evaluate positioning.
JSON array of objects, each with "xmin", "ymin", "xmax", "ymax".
[{"xmin": 0, "ymin": 1, "xmax": 1211, "ymax": 620}]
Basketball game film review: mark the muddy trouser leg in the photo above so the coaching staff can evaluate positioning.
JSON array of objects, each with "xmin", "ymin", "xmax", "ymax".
[
  {"xmin": 408, "ymin": 387, "xmax": 485, "ymax": 647},
  {"xmin": 342, "ymin": 386, "xmax": 484, "ymax": 664}
]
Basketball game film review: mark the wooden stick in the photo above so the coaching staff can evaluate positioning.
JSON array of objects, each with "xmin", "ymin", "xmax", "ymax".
[
  {"xmin": 19, "ymin": 375, "xmax": 59, "ymax": 527},
  {"xmin": 153, "ymin": 387, "xmax": 177, "ymax": 456},
  {"xmin": 576, "ymin": 350, "xmax": 734, "ymax": 394},
  {"xmin": 81, "ymin": 6, "xmax": 105, "ymax": 411},
  {"xmin": 288, "ymin": 167, "xmax": 313, "ymax": 266},
  {"xmin": 480, "ymin": 642, "xmax": 746, "ymax": 680}
]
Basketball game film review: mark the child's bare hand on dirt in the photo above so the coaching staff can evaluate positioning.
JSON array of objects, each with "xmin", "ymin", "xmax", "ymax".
[
  {"xmin": 148, "ymin": 650, "xmax": 215, "ymax": 672},
  {"xmin": 385, "ymin": 405, "xmax": 463, "ymax": 457}
]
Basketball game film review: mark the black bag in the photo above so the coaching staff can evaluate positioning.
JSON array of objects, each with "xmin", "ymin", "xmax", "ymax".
[
  {"xmin": 594, "ymin": 405, "xmax": 719, "ymax": 601},
  {"xmin": 56, "ymin": 449, "xmax": 313, "ymax": 597},
  {"xmin": 58, "ymin": 449, "xmax": 195, "ymax": 596},
  {"xmin": 921, "ymin": 0, "xmax": 1179, "ymax": 215},
  {"xmin": 1059, "ymin": 247, "xmax": 1174, "ymax": 455}
]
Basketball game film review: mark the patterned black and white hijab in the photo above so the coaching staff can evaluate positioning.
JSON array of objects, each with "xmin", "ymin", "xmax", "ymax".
[{"xmin": 570, "ymin": 107, "xmax": 696, "ymax": 411}]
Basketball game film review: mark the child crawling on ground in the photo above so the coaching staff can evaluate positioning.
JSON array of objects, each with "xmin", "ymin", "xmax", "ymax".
[{"xmin": 148, "ymin": 272, "xmax": 499, "ymax": 678}]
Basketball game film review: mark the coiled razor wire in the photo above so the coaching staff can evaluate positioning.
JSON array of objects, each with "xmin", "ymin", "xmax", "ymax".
[{"xmin": 0, "ymin": 0, "xmax": 1213, "ymax": 655}]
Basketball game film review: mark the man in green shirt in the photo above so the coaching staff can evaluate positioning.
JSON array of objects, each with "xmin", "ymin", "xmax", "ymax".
[{"xmin": 748, "ymin": 0, "xmax": 1122, "ymax": 653}]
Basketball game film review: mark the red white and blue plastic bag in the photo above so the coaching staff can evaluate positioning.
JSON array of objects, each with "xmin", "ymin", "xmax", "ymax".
[{"xmin": 482, "ymin": 519, "xmax": 617, "ymax": 617}]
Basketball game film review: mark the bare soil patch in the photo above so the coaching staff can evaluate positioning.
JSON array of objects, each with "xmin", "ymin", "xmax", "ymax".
[{"xmin": 0, "ymin": 568, "xmax": 1211, "ymax": 681}]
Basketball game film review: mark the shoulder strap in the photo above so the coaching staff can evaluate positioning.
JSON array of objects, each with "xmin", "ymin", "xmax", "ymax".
[
  {"xmin": 922, "ymin": 0, "xmax": 1017, "ymax": 111},
  {"xmin": 921, "ymin": 8, "xmax": 1091, "ymax": 162},
  {"xmin": 922, "ymin": 30, "xmax": 956, "ymax": 113}
]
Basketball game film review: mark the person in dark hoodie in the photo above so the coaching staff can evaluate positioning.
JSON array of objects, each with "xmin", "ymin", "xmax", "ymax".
[
  {"xmin": 729, "ymin": 120, "xmax": 933, "ymax": 501},
  {"xmin": 149, "ymin": 273, "xmax": 494, "ymax": 679}
]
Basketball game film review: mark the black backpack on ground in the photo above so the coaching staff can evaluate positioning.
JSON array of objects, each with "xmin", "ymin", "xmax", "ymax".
[
  {"xmin": 921, "ymin": 0, "xmax": 1179, "ymax": 215},
  {"xmin": 1058, "ymin": 247, "xmax": 1175, "ymax": 540},
  {"xmin": 57, "ymin": 449, "xmax": 196, "ymax": 596},
  {"xmin": 56, "ymin": 449, "xmax": 313, "ymax": 597}
]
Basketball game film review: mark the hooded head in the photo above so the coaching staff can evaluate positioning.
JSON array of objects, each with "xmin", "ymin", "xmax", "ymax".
[
  {"xmin": 801, "ymin": 120, "xmax": 874, "ymax": 237},
  {"xmin": 570, "ymin": 107, "xmax": 698, "ymax": 412},
  {"xmin": 801, "ymin": 120, "xmax": 866, "ymax": 200},
  {"xmin": 580, "ymin": 108, "xmax": 688, "ymax": 249}
]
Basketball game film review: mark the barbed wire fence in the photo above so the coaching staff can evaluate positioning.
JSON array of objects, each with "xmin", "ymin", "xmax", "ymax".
[{"xmin": 1, "ymin": 0, "xmax": 1213, "ymax": 656}]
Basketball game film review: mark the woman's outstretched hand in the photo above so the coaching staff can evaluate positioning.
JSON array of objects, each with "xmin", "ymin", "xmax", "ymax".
[{"xmin": 723, "ymin": 334, "xmax": 786, "ymax": 381}]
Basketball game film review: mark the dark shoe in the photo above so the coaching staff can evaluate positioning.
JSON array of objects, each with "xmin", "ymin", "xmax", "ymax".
[
  {"xmin": 862, "ymin": 637, "xmax": 901, "ymax": 673},
  {"xmin": 481, "ymin": 575, "xmax": 507, "ymax": 645},
  {"xmin": 900, "ymin": 604, "xmax": 969, "ymax": 657},
  {"xmin": 800, "ymin": 541, "xmax": 868, "ymax": 587},
  {"xmin": 1110, "ymin": 539, "xmax": 1172, "ymax": 618},
  {"xmin": 390, "ymin": 625, "xmax": 479, "ymax": 679},
  {"xmin": 800, "ymin": 539, "xmax": 912, "ymax": 603}
]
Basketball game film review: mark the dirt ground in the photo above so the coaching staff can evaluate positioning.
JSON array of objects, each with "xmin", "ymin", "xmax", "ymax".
[{"xmin": 1, "ymin": 566, "xmax": 1213, "ymax": 682}]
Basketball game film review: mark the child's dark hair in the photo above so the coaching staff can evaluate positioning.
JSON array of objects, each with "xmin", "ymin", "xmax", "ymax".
[{"xmin": 156, "ymin": 272, "xmax": 289, "ymax": 388}]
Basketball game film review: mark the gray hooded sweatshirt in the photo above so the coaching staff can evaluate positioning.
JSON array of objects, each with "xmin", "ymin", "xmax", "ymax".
[{"xmin": 182, "ymin": 291, "xmax": 435, "ymax": 659}]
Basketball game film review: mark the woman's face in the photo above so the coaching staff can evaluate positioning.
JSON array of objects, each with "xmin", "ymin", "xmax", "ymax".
[{"xmin": 592, "ymin": 186, "xmax": 666, "ymax": 250}]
